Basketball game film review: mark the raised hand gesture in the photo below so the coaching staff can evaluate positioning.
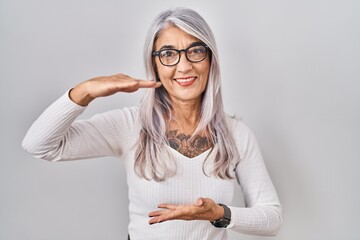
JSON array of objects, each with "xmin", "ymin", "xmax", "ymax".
[{"xmin": 70, "ymin": 73, "xmax": 161, "ymax": 106}]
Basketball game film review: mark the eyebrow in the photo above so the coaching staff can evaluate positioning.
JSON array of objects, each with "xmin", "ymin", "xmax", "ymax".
[
  {"xmin": 159, "ymin": 45, "xmax": 175, "ymax": 50},
  {"xmin": 157, "ymin": 41, "xmax": 204, "ymax": 51}
]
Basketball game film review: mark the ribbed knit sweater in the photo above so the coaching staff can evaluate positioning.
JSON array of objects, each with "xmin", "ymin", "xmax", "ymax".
[{"xmin": 22, "ymin": 92, "xmax": 282, "ymax": 239}]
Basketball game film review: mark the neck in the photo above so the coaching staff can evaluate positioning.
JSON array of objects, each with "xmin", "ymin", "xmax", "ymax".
[{"xmin": 167, "ymin": 98, "xmax": 202, "ymax": 134}]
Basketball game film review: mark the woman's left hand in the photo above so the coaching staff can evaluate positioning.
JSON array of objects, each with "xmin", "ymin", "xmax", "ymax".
[{"xmin": 148, "ymin": 198, "xmax": 224, "ymax": 224}]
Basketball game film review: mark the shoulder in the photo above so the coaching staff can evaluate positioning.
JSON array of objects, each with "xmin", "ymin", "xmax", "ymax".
[
  {"xmin": 225, "ymin": 114, "xmax": 259, "ymax": 157},
  {"xmin": 225, "ymin": 115, "xmax": 254, "ymax": 140}
]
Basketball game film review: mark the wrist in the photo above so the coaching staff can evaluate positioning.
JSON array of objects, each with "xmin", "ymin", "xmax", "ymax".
[
  {"xmin": 210, "ymin": 203, "xmax": 231, "ymax": 228},
  {"xmin": 69, "ymin": 84, "xmax": 94, "ymax": 106},
  {"xmin": 214, "ymin": 204, "xmax": 225, "ymax": 220}
]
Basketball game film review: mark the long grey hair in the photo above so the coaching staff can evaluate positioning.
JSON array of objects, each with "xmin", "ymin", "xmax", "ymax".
[{"xmin": 134, "ymin": 7, "xmax": 240, "ymax": 181}]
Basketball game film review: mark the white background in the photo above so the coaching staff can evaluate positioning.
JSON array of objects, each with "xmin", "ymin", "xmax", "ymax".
[{"xmin": 1, "ymin": 0, "xmax": 359, "ymax": 239}]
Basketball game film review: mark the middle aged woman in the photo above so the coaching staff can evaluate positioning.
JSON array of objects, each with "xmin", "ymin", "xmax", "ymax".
[{"xmin": 22, "ymin": 7, "xmax": 282, "ymax": 240}]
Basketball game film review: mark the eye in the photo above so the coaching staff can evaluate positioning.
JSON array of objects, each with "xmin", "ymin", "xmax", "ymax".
[
  {"xmin": 159, "ymin": 50, "xmax": 177, "ymax": 58},
  {"xmin": 188, "ymin": 45, "xmax": 206, "ymax": 55}
]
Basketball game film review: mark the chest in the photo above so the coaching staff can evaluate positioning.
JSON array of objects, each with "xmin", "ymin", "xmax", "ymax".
[{"xmin": 125, "ymin": 148, "xmax": 235, "ymax": 212}]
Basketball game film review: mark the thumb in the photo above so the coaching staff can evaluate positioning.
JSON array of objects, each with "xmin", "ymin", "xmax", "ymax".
[{"xmin": 194, "ymin": 198, "xmax": 204, "ymax": 206}]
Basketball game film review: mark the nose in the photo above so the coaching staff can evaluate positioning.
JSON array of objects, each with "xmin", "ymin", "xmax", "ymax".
[{"xmin": 176, "ymin": 51, "xmax": 193, "ymax": 72}]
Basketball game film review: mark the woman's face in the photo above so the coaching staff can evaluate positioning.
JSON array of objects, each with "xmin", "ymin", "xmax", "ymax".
[{"xmin": 153, "ymin": 26, "xmax": 210, "ymax": 104}]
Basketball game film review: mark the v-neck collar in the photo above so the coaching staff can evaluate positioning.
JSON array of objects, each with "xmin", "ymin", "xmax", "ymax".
[{"xmin": 165, "ymin": 144, "xmax": 214, "ymax": 160}]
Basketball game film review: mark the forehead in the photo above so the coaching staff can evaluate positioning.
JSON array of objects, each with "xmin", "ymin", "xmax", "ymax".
[{"xmin": 155, "ymin": 26, "xmax": 200, "ymax": 49}]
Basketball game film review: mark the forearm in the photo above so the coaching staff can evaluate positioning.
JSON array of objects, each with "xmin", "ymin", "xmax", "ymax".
[
  {"xmin": 228, "ymin": 204, "xmax": 282, "ymax": 236},
  {"xmin": 22, "ymin": 91, "xmax": 86, "ymax": 160}
]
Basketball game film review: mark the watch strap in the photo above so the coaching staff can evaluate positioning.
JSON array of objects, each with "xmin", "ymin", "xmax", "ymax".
[{"xmin": 210, "ymin": 203, "xmax": 231, "ymax": 228}]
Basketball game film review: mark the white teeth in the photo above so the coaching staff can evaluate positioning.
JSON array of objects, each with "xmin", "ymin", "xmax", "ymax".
[{"xmin": 175, "ymin": 77, "xmax": 196, "ymax": 83}]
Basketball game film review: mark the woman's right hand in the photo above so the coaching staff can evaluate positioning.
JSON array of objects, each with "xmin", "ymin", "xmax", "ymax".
[{"xmin": 69, "ymin": 73, "xmax": 162, "ymax": 106}]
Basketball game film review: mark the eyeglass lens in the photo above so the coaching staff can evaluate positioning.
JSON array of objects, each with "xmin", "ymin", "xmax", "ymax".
[{"xmin": 158, "ymin": 45, "xmax": 207, "ymax": 66}]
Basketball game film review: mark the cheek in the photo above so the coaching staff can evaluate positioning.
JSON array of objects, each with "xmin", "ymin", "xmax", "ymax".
[
  {"xmin": 157, "ymin": 65, "xmax": 174, "ymax": 81},
  {"xmin": 199, "ymin": 62, "xmax": 210, "ymax": 81}
]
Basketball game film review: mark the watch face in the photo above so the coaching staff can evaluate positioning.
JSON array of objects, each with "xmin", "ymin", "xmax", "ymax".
[{"xmin": 212, "ymin": 218, "xmax": 230, "ymax": 228}]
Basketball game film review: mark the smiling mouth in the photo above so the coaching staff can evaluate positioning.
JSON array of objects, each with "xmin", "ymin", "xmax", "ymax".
[{"xmin": 173, "ymin": 77, "xmax": 196, "ymax": 84}]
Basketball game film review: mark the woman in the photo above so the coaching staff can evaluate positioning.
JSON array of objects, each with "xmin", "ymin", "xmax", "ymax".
[{"xmin": 22, "ymin": 7, "xmax": 282, "ymax": 240}]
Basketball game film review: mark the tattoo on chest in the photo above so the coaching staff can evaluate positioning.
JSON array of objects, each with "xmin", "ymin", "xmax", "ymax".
[{"xmin": 166, "ymin": 130, "xmax": 213, "ymax": 158}]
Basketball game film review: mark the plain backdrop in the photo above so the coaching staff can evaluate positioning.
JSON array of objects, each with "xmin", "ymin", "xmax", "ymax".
[{"xmin": 1, "ymin": 0, "xmax": 359, "ymax": 239}]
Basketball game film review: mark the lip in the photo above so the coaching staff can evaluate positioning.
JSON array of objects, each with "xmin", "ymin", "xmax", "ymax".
[{"xmin": 173, "ymin": 76, "xmax": 197, "ymax": 87}]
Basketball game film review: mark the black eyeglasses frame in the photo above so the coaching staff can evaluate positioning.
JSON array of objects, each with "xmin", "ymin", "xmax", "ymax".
[{"xmin": 152, "ymin": 43, "xmax": 209, "ymax": 67}]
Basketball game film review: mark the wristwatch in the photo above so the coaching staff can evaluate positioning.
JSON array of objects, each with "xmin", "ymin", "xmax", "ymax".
[{"xmin": 210, "ymin": 203, "xmax": 231, "ymax": 228}]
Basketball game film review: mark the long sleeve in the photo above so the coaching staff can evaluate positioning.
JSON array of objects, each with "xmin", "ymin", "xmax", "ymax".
[
  {"xmin": 227, "ymin": 119, "xmax": 282, "ymax": 236},
  {"xmin": 22, "ymin": 91, "xmax": 139, "ymax": 161},
  {"xmin": 22, "ymin": 93, "xmax": 282, "ymax": 239}
]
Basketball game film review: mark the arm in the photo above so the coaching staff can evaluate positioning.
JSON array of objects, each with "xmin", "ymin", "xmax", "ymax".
[
  {"xmin": 227, "ymin": 122, "xmax": 282, "ymax": 235},
  {"xmin": 147, "ymin": 121, "xmax": 282, "ymax": 236},
  {"xmin": 22, "ymin": 73, "xmax": 161, "ymax": 161}
]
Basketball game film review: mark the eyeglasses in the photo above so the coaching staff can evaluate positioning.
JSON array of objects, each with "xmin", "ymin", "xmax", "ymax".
[{"xmin": 152, "ymin": 43, "xmax": 209, "ymax": 66}]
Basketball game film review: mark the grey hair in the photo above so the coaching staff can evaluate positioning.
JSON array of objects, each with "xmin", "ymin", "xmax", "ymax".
[{"xmin": 134, "ymin": 7, "xmax": 240, "ymax": 181}]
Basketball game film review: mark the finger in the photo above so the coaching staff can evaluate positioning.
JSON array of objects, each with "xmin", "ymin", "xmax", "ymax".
[
  {"xmin": 148, "ymin": 210, "xmax": 173, "ymax": 225},
  {"xmin": 157, "ymin": 203, "xmax": 178, "ymax": 210},
  {"xmin": 136, "ymin": 80, "xmax": 162, "ymax": 88},
  {"xmin": 148, "ymin": 209, "xmax": 168, "ymax": 217},
  {"xmin": 149, "ymin": 216, "xmax": 162, "ymax": 225},
  {"xmin": 149, "ymin": 210, "xmax": 178, "ymax": 224},
  {"xmin": 153, "ymin": 82, "xmax": 162, "ymax": 88}
]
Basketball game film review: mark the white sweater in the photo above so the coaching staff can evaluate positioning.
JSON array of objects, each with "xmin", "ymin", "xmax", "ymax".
[{"xmin": 22, "ymin": 92, "xmax": 282, "ymax": 240}]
